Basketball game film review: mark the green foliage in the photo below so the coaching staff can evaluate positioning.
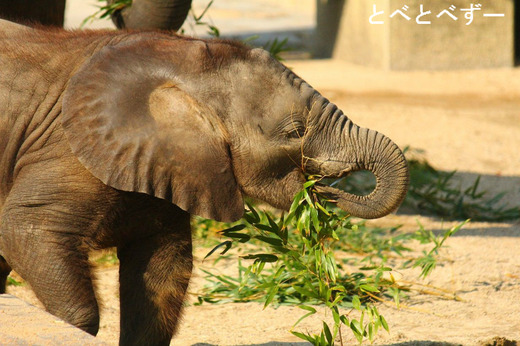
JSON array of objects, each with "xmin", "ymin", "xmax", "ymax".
[
  {"xmin": 187, "ymin": 0, "xmax": 220, "ymax": 37},
  {"xmin": 82, "ymin": 0, "xmax": 132, "ymax": 27},
  {"xmin": 404, "ymin": 147, "xmax": 519, "ymax": 220},
  {"xmin": 406, "ymin": 220, "xmax": 468, "ymax": 278},
  {"xmin": 195, "ymin": 180, "xmax": 464, "ymax": 344},
  {"xmin": 263, "ymin": 37, "xmax": 292, "ymax": 61},
  {"xmin": 94, "ymin": 251, "xmax": 119, "ymax": 266},
  {"xmin": 6, "ymin": 276, "xmax": 24, "ymax": 287}
]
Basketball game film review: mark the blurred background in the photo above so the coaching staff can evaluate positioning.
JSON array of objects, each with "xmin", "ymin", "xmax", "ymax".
[
  {"xmin": 68, "ymin": 0, "xmax": 517, "ymax": 69},
  {"xmin": 1, "ymin": 0, "xmax": 516, "ymax": 69}
]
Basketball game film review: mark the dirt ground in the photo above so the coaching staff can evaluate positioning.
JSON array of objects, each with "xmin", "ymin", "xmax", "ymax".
[{"xmin": 6, "ymin": 58, "xmax": 520, "ymax": 345}]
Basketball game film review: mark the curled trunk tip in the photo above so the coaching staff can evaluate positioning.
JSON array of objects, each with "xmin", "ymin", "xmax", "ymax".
[{"xmin": 317, "ymin": 128, "xmax": 409, "ymax": 219}]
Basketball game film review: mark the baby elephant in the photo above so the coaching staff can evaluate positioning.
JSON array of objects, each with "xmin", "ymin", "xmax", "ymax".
[{"xmin": 0, "ymin": 20, "xmax": 408, "ymax": 344}]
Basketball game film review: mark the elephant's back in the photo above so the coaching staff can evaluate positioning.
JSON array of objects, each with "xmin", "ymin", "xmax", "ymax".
[
  {"xmin": 0, "ymin": 26, "xmax": 125, "ymax": 124},
  {"xmin": 0, "ymin": 26, "xmax": 122, "ymax": 205},
  {"xmin": 0, "ymin": 19, "xmax": 34, "ymax": 36}
]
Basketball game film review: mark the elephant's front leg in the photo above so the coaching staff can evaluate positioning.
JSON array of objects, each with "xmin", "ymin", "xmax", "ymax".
[
  {"xmin": 0, "ymin": 198, "xmax": 100, "ymax": 334},
  {"xmin": 117, "ymin": 224, "xmax": 193, "ymax": 345},
  {"xmin": 0, "ymin": 162, "xmax": 122, "ymax": 334}
]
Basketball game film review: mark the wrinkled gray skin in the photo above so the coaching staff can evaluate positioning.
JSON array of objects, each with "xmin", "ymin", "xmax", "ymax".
[{"xmin": 0, "ymin": 20, "xmax": 408, "ymax": 345}]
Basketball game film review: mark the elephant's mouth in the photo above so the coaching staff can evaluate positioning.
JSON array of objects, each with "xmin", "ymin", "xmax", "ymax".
[
  {"xmin": 316, "ymin": 169, "xmax": 377, "ymax": 198},
  {"xmin": 313, "ymin": 162, "xmax": 378, "ymax": 209},
  {"xmin": 314, "ymin": 173, "xmax": 384, "ymax": 218},
  {"xmin": 308, "ymin": 156, "xmax": 408, "ymax": 219},
  {"xmin": 309, "ymin": 160, "xmax": 375, "ymax": 195}
]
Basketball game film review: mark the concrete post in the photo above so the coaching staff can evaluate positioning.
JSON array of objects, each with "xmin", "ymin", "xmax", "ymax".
[{"xmin": 315, "ymin": 0, "xmax": 514, "ymax": 70}]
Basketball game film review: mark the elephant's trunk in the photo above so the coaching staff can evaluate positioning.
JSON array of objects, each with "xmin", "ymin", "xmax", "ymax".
[
  {"xmin": 310, "ymin": 103, "xmax": 409, "ymax": 219},
  {"xmin": 110, "ymin": 0, "xmax": 192, "ymax": 31}
]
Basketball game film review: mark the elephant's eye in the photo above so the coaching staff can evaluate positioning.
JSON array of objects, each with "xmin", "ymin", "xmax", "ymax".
[{"xmin": 287, "ymin": 126, "xmax": 306, "ymax": 139}]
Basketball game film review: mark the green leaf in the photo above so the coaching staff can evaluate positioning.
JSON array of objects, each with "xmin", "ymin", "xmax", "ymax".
[
  {"xmin": 241, "ymin": 254, "xmax": 278, "ymax": 263},
  {"xmin": 207, "ymin": 25, "xmax": 220, "ymax": 37},
  {"xmin": 352, "ymin": 295, "xmax": 361, "ymax": 310},
  {"xmin": 266, "ymin": 213, "xmax": 281, "ymax": 233},
  {"xmin": 350, "ymin": 319, "xmax": 364, "ymax": 343},
  {"xmin": 193, "ymin": 0, "xmax": 214, "ymax": 21},
  {"xmin": 264, "ymin": 284, "xmax": 279, "ymax": 308},
  {"xmin": 310, "ymin": 207, "xmax": 320, "ymax": 232},
  {"xmin": 293, "ymin": 285, "xmax": 320, "ymax": 300},
  {"xmin": 298, "ymin": 304, "xmax": 317, "ymax": 313},
  {"xmin": 323, "ymin": 252, "xmax": 338, "ymax": 283},
  {"xmin": 315, "ymin": 201, "xmax": 330, "ymax": 216},
  {"xmin": 7, "ymin": 276, "xmax": 23, "ymax": 287},
  {"xmin": 331, "ymin": 306, "xmax": 340, "ymax": 325},
  {"xmin": 380, "ymin": 314, "xmax": 390, "ymax": 332},
  {"xmin": 360, "ymin": 284, "xmax": 380, "ymax": 293},
  {"xmin": 273, "ymin": 264, "xmax": 286, "ymax": 279},
  {"xmin": 389, "ymin": 287, "xmax": 400, "ymax": 308},
  {"xmin": 303, "ymin": 180, "xmax": 317, "ymax": 189},
  {"xmin": 204, "ymin": 241, "xmax": 233, "ymax": 260},
  {"xmin": 368, "ymin": 322, "xmax": 374, "ymax": 342},
  {"xmin": 245, "ymin": 201, "xmax": 260, "ymax": 223},
  {"xmin": 243, "ymin": 212, "xmax": 258, "ymax": 225},
  {"xmin": 340, "ymin": 315, "xmax": 349, "ymax": 326},
  {"xmin": 221, "ymin": 224, "xmax": 247, "ymax": 233},
  {"xmin": 291, "ymin": 331, "xmax": 316, "ymax": 343},
  {"xmin": 293, "ymin": 305, "xmax": 317, "ymax": 327},
  {"xmin": 264, "ymin": 37, "xmax": 292, "ymax": 61},
  {"xmin": 322, "ymin": 321, "xmax": 333, "ymax": 344},
  {"xmin": 303, "ymin": 189, "xmax": 314, "ymax": 206},
  {"xmin": 223, "ymin": 232, "xmax": 251, "ymax": 243},
  {"xmin": 290, "ymin": 190, "xmax": 304, "ymax": 213},
  {"xmin": 255, "ymin": 235, "xmax": 283, "ymax": 247}
]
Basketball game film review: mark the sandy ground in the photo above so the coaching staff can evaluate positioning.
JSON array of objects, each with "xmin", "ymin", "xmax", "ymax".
[
  {"xmin": 6, "ymin": 58, "xmax": 520, "ymax": 345},
  {"xmin": 4, "ymin": 0, "xmax": 520, "ymax": 344}
]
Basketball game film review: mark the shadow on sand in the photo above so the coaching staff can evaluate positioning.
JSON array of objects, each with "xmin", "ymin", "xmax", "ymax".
[
  {"xmin": 396, "ymin": 170, "xmax": 520, "ymax": 238},
  {"xmin": 192, "ymin": 341, "xmax": 465, "ymax": 346}
]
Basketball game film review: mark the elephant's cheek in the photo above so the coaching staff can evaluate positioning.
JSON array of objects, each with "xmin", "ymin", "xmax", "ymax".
[{"xmin": 263, "ymin": 169, "xmax": 305, "ymax": 211}]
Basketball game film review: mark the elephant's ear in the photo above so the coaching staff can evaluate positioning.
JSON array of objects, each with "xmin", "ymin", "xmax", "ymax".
[{"xmin": 61, "ymin": 38, "xmax": 244, "ymax": 222}]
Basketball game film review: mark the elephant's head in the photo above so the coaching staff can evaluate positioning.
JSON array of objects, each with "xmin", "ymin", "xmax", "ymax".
[{"xmin": 62, "ymin": 34, "xmax": 409, "ymax": 222}]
